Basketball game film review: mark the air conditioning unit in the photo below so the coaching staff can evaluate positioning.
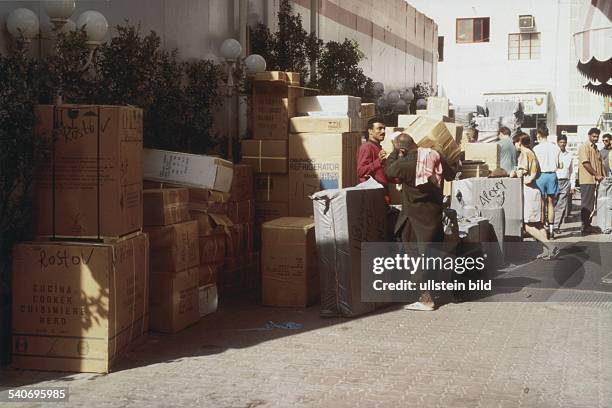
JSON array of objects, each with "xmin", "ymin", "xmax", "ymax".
[{"xmin": 519, "ymin": 15, "xmax": 535, "ymax": 31}]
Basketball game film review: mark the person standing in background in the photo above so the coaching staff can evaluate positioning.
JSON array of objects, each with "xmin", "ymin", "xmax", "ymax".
[
  {"xmin": 578, "ymin": 128, "xmax": 604, "ymax": 235},
  {"xmin": 496, "ymin": 126, "xmax": 518, "ymax": 174},
  {"xmin": 553, "ymin": 135, "xmax": 575, "ymax": 235},
  {"xmin": 600, "ymin": 133, "xmax": 612, "ymax": 177},
  {"xmin": 533, "ymin": 127, "xmax": 562, "ymax": 238}
]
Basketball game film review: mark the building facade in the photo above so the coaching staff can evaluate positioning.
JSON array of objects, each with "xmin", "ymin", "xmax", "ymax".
[{"xmin": 409, "ymin": 0, "xmax": 605, "ymax": 140}]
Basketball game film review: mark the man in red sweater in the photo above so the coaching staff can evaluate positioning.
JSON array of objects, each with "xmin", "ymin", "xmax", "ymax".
[{"xmin": 357, "ymin": 118, "xmax": 389, "ymax": 192}]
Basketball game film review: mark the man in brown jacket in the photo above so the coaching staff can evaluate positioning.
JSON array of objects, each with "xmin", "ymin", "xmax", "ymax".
[{"xmin": 578, "ymin": 128, "xmax": 604, "ymax": 235}]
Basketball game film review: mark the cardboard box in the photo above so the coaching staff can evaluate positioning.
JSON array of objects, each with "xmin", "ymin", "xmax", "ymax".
[
  {"xmin": 404, "ymin": 117, "xmax": 461, "ymax": 165},
  {"xmin": 397, "ymin": 115, "xmax": 419, "ymax": 128},
  {"xmin": 191, "ymin": 211, "xmax": 232, "ymax": 237},
  {"xmin": 229, "ymin": 164, "xmax": 254, "ymax": 201},
  {"xmin": 382, "ymin": 126, "xmax": 405, "ymax": 154},
  {"xmin": 149, "ymin": 267, "xmax": 200, "ymax": 333},
  {"xmin": 219, "ymin": 252, "xmax": 260, "ymax": 298},
  {"xmin": 199, "ymin": 284, "xmax": 218, "ymax": 317},
  {"xmin": 223, "ymin": 222, "xmax": 254, "ymax": 257},
  {"xmin": 361, "ymin": 103, "xmax": 376, "ymax": 118},
  {"xmin": 450, "ymin": 177, "xmax": 523, "ymax": 237},
  {"xmin": 254, "ymin": 174, "xmax": 289, "ymax": 202},
  {"xmin": 35, "ymin": 105, "xmax": 143, "ymax": 239},
  {"xmin": 290, "ymin": 116, "xmax": 361, "ymax": 133},
  {"xmin": 288, "ymin": 132, "xmax": 361, "ymax": 216},
  {"xmin": 143, "ymin": 188, "xmax": 190, "ymax": 226},
  {"xmin": 427, "ymin": 96, "xmax": 450, "ymax": 116},
  {"xmin": 255, "ymin": 201, "xmax": 290, "ymax": 249},
  {"xmin": 297, "ymin": 96, "xmax": 361, "ymax": 117},
  {"xmin": 11, "ymin": 233, "xmax": 149, "ymax": 373},
  {"xmin": 465, "ymin": 143, "xmax": 501, "ymax": 170},
  {"xmin": 199, "ymin": 262, "xmax": 222, "ymax": 286},
  {"xmin": 254, "ymin": 71, "xmax": 300, "ymax": 85},
  {"xmin": 262, "ymin": 217, "xmax": 319, "ymax": 307},
  {"xmin": 241, "ymin": 140, "xmax": 288, "ymax": 173},
  {"xmin": 143, "ymin": 149, "xmax": 234, "ymax": 193},
  {"xmin": 189, "ymin": 188, "xmax": 230, "ymax": 214},
  {"xmin": 199, "ymin": 231, "xmax": 226, "ymax": 264},
  {"xmin": 145, "ymin": 220, "xmax": 200, "ymax": 273},
  {"xmin": 252, "ymin": 82, "xmax": 304, "ymax": 140},
  {"xmin": 444, "ymin": 123, "xmax": 464, "ymax": 145},
  {"xmin": 312, "ymin": 182, "xmax": 387, "ymax": 317},
  {"xmin": 227, "ymin": 199, "xmax": 255, "ymax": 224}
]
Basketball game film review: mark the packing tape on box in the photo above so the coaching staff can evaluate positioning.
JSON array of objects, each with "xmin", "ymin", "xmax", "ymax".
[{"xmin": 243, "ymin": 140, "xmax": 287, "ymax": 172}]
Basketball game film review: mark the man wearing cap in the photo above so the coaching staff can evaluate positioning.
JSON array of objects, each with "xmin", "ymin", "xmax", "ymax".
[{"xmin": 384, "ymin": 133, "xmax": 456, "ymax": 311}]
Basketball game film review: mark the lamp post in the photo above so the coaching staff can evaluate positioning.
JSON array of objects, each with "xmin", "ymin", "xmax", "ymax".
[
  {"xmin": 219, "ymin": 38, "xmax": 266, "ymax": 162},
  {"xmin": 6, "ymin": 8, "xmax": 40, "ymax": 52},
  {"xmin": 44, "ymin": 0, "xmax": 76, "ymax": 32}
]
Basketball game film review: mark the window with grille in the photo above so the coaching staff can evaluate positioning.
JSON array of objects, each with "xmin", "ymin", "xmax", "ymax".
[
  {"xmin": 456, "ymin": 18, "xmax": 490, "ymax": 43},
  {"xmin": 508, "ymin": 32, "xmax": 540, "ymax": 60}
]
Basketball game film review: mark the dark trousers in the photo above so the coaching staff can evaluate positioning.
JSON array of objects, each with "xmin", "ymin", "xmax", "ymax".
[
  {"xmin": 554, "ymin": 179, "xmax": 571, "ymax": 229},
  {"xmin": 581, "ymin": 183, "xmax": 596, "ymax": 227}
]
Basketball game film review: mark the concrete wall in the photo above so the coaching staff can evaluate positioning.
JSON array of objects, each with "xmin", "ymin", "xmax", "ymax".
[
  {"xmin": 409, "ymin": 0, "xmax": 604, "ymax": 133},
  {"xmin": 0, "ymin": 0, "xmax": 437, "ymax": 91}
]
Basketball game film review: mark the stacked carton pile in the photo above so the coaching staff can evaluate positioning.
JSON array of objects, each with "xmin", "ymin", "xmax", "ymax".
[
  {"xmin": 241, "ymin": 72, "xmax": 304, "ymax": 244},
  {"xmin": 360, "ymin": 103, "xmax": 376, "ymax": 133},
  {"xmin": 143, "ymin": 188, "xmax": 201, "ymax": 333},
  {"xmin": 12, "ymin": 105, "xmax": 148, "ymax": 373},
  {"xmin": 288, "ymin": 95, "xmax": 362, "ymax": 216}
]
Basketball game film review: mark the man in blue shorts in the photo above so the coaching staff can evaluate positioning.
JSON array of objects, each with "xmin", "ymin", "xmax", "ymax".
[{"xmin": 533, "ymin": 127, "xmax": 562, "ymax": 238}]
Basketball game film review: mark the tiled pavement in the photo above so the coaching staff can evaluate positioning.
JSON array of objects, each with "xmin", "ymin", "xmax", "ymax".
[{"xmin": 2, "ymin": 211, "xmax": 612, "ymax": 407}]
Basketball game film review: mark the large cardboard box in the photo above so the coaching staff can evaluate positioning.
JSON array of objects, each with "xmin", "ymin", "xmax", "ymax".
[
  {"xmin": 143, "ymin": 149, "xmax": 234, "ymax": 193},
  {"xmin": 262, "ymin": 217, "xmax": 319, "ymax": 308},
  {"xmin": 252, "ymin": 82, "xmax": 304, "ymax": 140},
  {"xmin": 143, "ymin": 188, "xmax": 190, "ymax": 226},
  {"xmin": 189, "ymin": 189, "xmax": 230, "ymax": 214},
  {"xmin": 229, "ymin": 164, "xmax": 254, "ymax": 201},
  {"xmin": 297, "ymin": 96, "xmax": 361, "ymax": 117},
  {"xmin": 219, "ymin": 252, "xmax": 260, "ymax": 298},
  {"xmin": 254, "ymin": 174, "xmax": 289, "ymax": 202},
  {"xmin": 465, "ymin": 143, "xmax": 501, "ymax": 170},
  {"xmin": 312, "ymin": 182, "xmax": 387, "ymax": 317},
  {"xmin": 11, "ymin": 233, "xmax": 149, "ymax": 373},
  {"xmin": 149, "ymin": 267, "xmax": 200, "ymax": 333},
  {"xmin": 241, "ymin": 140, "xmax": 288, "ymax": 173},
  {"xmin": 35, "ymin": 105, "xmax": 143, "ymax": 239},
  {"xmin": 145, "ymin": 220, "xmax": 200, "ymax": 273},
  {"xmin": 450, "ymin": 177, "xmax": 523, "ymax": 237},
  {"xmin": 227, "ymin": 199, "xmax": 255, "ymax": 224},
  {"xmin": 199, "ymin": 231, "xmax": 226, "ymax": 264},
  {"xmin": 290, "ymin": 116, "xmax": 361, "ymax": 133},
  {"xmin": 403, "ymin": 116, "xmax": 461, "ymax": 165},
  {"xmin": 444, "ymin": 123, "xmax": 464, "ymax": 145},
  {"xmin": 288, "ymin": 132, "xmax": 361, "ymax": 216},
  {"xmin": 254, "ymin": 71, "xmax": 300, "ymax": 85},
  {"xmin": 361, "ymin": 103, "xmax": 376, "ymax": 119},
  {"xmin": 255, "ymin": 201, "xmax": 290, "ymax": 249},
  {"xmin": 199, "ymin": 284, "xmax": 218, "ymax": 317}
]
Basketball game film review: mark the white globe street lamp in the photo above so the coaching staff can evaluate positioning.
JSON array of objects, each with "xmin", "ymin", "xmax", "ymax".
[
  {"xmin": 45, "ymin": 0, "xmax": 75, "ymax": 31},
  {"xmin": 219, "ymin": 38, "xmax": 242, "ymax": 61},
  {"xmin": 7, "ymin": 8, "xmax": 40, "ymax": 44},
  {"xmin": 244, "ymin": 54, "xmax": 266, "ymax": 75},
  {"xmin": 76, "ymin": 10, "xmax": 109, "ymax": 45}
]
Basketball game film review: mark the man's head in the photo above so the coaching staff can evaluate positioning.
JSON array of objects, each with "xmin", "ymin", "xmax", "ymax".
[
  {"xmin": 519, "ymin": 134, "xmax": 532, "ymax": 149},
  {"xmin": 603, "ymin": 133, "xmax": 611, "ymax": 149},
  {"xmin": 498, "ymin": 126, "xmax": 511, "ymax": 140},
  {"xmin": 589, "ymin": 127, "xmax": 601, "ymax": 144},
  {"xmin": 557, "ymin": 134, "xmax": 567, "ymax": 152},
  {"xmin": 468, "ymin": 128, "xmax": 479, "ymax": 143},
  {"xmin": 395, "ymin": 133, "xmax": 417, "ymax": 153},
  {"xmin": 367, "ymin": 118, "xmax": 385, "ymax": 144},
  {"xmin": 536, "ymin": 126, "xmax": 549, "ymax": 141},
  {"xmin": 513, "ymin": 132, "xmax": 528, "ymax": 150}
]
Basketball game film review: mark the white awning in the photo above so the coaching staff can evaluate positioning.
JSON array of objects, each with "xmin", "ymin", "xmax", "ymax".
[{"xmin": 573, "ymin": 0, "xmax": 612, "ymax": 95}]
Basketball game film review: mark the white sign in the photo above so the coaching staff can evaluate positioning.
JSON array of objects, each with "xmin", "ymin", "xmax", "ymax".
[{"xmin": 484, "ymin": 92, "xmax": 548, "ymax": 115}]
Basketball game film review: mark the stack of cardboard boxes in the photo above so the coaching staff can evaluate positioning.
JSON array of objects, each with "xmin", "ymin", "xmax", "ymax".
[
  {"xmin": 12, "ymin": 105, "xmax": 149, "ymax": 373},
  {"xmin": 288, "ymin": 96, "xmax": 362, "ymax": 216},
  {"xmin": 142, "ymin": 188, "xmax": 201, "ymax": 333},
  {"xmin": 242, "ymin": 73, "xmax": 304, "ymax": 244}
]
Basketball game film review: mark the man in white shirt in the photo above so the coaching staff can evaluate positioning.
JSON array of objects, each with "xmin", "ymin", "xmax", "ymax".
[
  {"xmin": 553, "ymin": 135, "xmax": 575, "ymax": 234},
  {"xmin": 533, "ymin": 127, "xmax": 562, "ymax": 238}
]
